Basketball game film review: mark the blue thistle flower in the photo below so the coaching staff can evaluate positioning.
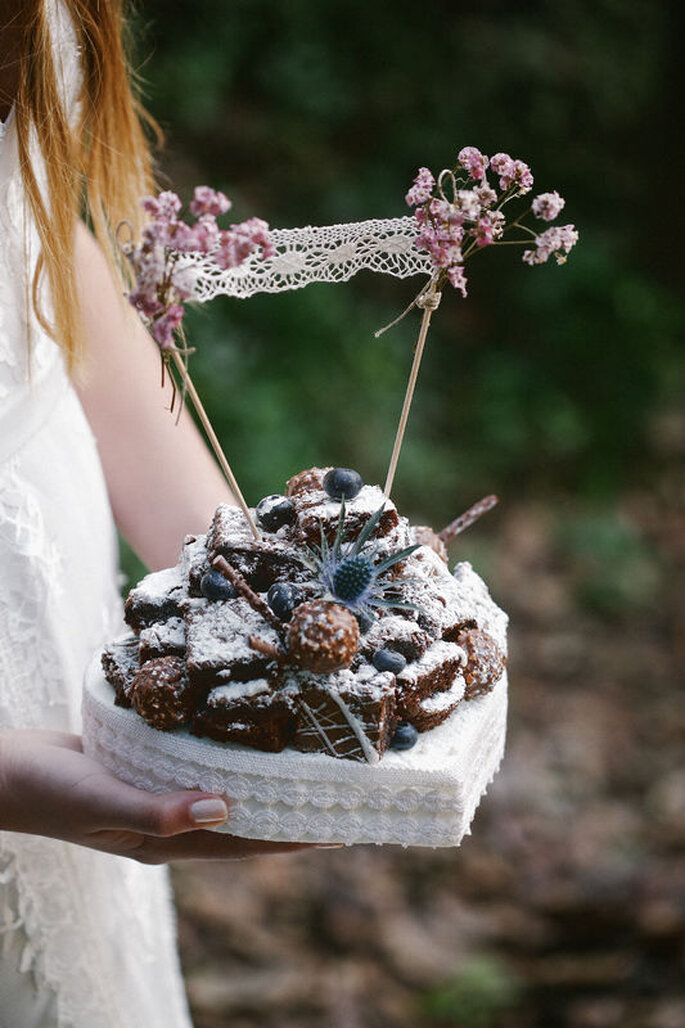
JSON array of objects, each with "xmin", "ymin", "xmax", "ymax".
[{"xmin": 301, "ymin": 502, "xmax": 420, "ymax": 625}]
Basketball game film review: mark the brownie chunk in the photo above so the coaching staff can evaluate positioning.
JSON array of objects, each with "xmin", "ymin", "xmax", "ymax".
[
  {"xmin": 358, "ymin": 614, "xmax": 432, "ymax": 663},
  {"xmin": 401, "ymin": 548, "xmax": 484, "ymax": 641},
  {"xmin": 192, "ymin": 679, "xmax": 295, "ymax": 752},
  {"xmin": 291, "ymin": 666, "xmax": 397, "ymax": 763},
  {"xmin": 291, "ymin": 484, "xmax": 400, "ymax": 548},
  {"xmin": 124, "ymin": 565, "xmax": 185, "ymax": 631},
  {"xmin": 184, "ymin": 597, "xmax": 283, "ymax": 688},
  {"xmin": 285, "ymin": 466, "xmax": 331, "ymax": 498},
  {"xmin": 207, "ymin": 504, "xmax": 308, "ymax": 590},
  {"xmin": 400, "ymin": 675, "xmax": 465, "ymax": 732},
  {"xmin": 181, "ymin": 533, "xmax": 212, "ymax": 597},
  {"xmin": 101, "ymin": 636, "xmax": 140, "ymax": 708},
  {"xmin": 395, "ymin": 640, "xmax": 465, "ymax": 723},
  {"xmin": 138, "ymin": 616, "xmax": 186, "ymax": 663}
]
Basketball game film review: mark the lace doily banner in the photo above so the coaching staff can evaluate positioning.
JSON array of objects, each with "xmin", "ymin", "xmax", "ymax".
[{"xmin": 186, "ymin": 216, "xmax": 433, "ymax": 301}]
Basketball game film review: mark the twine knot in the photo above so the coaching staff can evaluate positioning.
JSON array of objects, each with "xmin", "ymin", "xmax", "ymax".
[{"xmin": 416, "ymin": 288, "xmax": 442, "ymax": 312}]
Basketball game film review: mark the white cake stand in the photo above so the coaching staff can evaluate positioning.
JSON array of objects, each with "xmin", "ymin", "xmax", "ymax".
[{"xmin": 82, "ymin": 653, "xmax": 507, "ymax": 848}]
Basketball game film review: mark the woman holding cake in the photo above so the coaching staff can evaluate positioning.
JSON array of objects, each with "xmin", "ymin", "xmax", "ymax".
[{"xmin": 0, "ymin": 1, "xmax": 304, "ymax": 1024}]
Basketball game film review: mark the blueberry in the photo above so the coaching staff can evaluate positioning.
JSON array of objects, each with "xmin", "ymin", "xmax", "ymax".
[
  {"xmin": 267, "ymin": 582, "xmax": 301, "ymax": 621},
  {"xmin": 256, "ymin": 494, "xmax": 297, "ymax": 532},
  {"xmin": 323, "ymin": 468, "xmax": 363, "ymax": 501},
  {"xmin": 356, "ymin": 610, "xmax": 375, "ymax": 634},
  {"xmin": 200, "ymin": 569, "xmax": 237, "ymax": 601},
  {"xmin": 390, "ymin": 722, "xmax": 419, "ymax": 751},
  {"xmin": 372, "ymin": 648, "xmax": 407, "ymax": 674}
]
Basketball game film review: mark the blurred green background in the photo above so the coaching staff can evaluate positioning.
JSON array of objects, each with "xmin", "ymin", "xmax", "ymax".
[
  {"xmin": 120, "ymin": 0, "xmax": 682, "ymax": 598},
  {"xmin": 125, "ymin": 3, "xmax": 683, "ymax": 1026}
]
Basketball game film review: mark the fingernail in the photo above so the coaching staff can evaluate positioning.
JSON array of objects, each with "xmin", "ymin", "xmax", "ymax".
[
  {"xmin": 190, "ymin": 798, "xmax": 229, "ymax": 824},
  {"xmin": 315, "ymin": 843, "xmax": 344, "ymax": 849}
]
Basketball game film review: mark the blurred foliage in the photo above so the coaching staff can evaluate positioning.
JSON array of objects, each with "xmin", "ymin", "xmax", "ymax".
[
  {"xmin": 421, "ymin": 954, "xmax": 520, "ymax": 1025},
  {"xmin": 121, "ymin": 0, "xmax": 682, "ymax": 583},
  {"xmin": 556, "ymin": 507, "xmax": 662, "ymax": 616}
]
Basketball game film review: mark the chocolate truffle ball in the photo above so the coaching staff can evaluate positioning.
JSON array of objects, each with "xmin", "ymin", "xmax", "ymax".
[
  {"xmin": 457, "ymin": 628, "xmax": 507, "ymax": 699},
  {"xmin": 131, "ymin": 656, "xmax": 196, "ymax": 730},
  {"xmin": 285, "ymin": 466, "xmax": 331, "ymax": 498},
  {"xmin": 286, "ymin": 600, "xmax": 360, "ymax": 673}
]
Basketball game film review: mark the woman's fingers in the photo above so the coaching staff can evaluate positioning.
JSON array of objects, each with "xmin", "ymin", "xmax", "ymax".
[
  {"xmin": 2, "ymin": 733, "xmax": 229, "ymax": 839},
  {"xmin": 117, "ymin": 830, "xmax": 314, "ymax": 864},
  {"xmin": 2, "ymin": 730, "xmax": 319, "ymax": 862},
  {"xmin": 95, "ymin": 786, "xmax": 230, "ymax": 837}
]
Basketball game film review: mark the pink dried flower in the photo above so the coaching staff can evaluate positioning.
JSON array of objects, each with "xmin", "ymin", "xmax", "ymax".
[
  {"xmin": 405, "ymin": 167, "xmax": 436, "ymax": 207},
  {"xmin": 523, "ymin": 224, "xmax": 579, "ymax": 265},
  {"xmin": 456, "ymin": 189, "xmax": 482, "ymax": 222},
  {"xmin": 427, "ymin": 198, "xmax": 458, "ymax": 224},
  {"xmin": 185, "ymin": 215, "xmax": 221, "ymax": 253},
  {"xmin": 141, "ymin": 191, "xmax": 182, "ymax": 221},
  {"xmin": 476, "ymin": 184, "xmax": 498, "ymax": 208},
  {"xmin": 490, "ymin": 154, "xmax": 533, "ymax": 194},
  {"xmin": 126, "ymin": 187, "xmax": 273, "ymax": 352},
  {"xmin": 489, "ymin": 152, "xmax": 514, "ymax": 181},
  {"xmin": 405, "ymin": 146, "xmax": 577, "ymax": 298},
  {"xmin": 511, "ymin": 160, "xmax": 534, "ymax": 195},
  {"xmin": 151, "ymin": 304, "xmax": 185, "ymax": 349},
  {"xmin": 447, "ymin": 265, "xmax": 468, "ymax": 297},
  {"xmin": 457, "ymin": 146, "xmax": 489, "ymax": 182},
  {"xmin": 189, "ymin": 185, "xmax": 232, "ymax": 218},
  {"xmin": 471, "ymin": 210, "xmax": 505, "ymax": 248},
  {"xmin": 128, "ymin": 288, "xmax": 163, "ymax": 319},
  {"xmin": 241, "ymin": 217, "xmax": 275, "ymax": 257},
  {"xmin": 215, "ymin": 217, "xmax": 275, "ymax": 269},
  {"xmin": 531, "ymin": 190, "xmax": 566, "ymax": 221}
]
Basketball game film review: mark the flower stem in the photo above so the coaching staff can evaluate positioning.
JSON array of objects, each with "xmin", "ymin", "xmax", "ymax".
[
  {"xmin": 169, "ymin": 349, "xmax": 260, "ymax": 539},
  {"xmin": 383, "ymin": 296, "xmax": 436, "ymax": 498}
]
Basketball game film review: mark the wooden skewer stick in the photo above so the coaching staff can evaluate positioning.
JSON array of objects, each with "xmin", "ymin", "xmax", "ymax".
[
  {"xmin": 383, "ymin": 286, "xmax": 441, "ymax": 499},
  {"xmin": 211, "ymin": 555, "xmax": 284, "ymax": 635},
  {"xmin": 438, "ymin": 494, "xmax": 499, "ymax": 543},
  {"xmin": 170, "ymin": 349, "xmax": 260, "ymax": 540},
  {"xmin": 249, "ymin": 635, "xmax": 288, "ymax": 663}
]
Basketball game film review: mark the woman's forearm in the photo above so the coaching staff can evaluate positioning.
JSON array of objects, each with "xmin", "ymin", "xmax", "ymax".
[{"xmin": 73, "ymin": 222, "xmax": 236, "ymax": 570}]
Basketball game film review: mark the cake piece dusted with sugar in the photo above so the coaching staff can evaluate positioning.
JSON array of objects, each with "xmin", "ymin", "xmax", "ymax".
[
  {"xmin": 139, "ymin": 616, "xmax": 186, "ymax": 663},
  {"xmin": 101, "ymin": 636, "xmax": 140, "ymax": 708},
  {"xmin": 207, "ymin": 503, "xmax": 308, "ymax": 591},
  {"xmin": 290, "ymin": 665, "xmax": 397, "ymax": 762},
  {"xmin": 192, "ymin": 679, "xmax": 295, "ymax": 751},
  {"xmin": 124, "ymin": 564, "xmax": 186, "ymax": 631},
  {"xmin": 184, "ymin": 597, "xmax": 282, "ymax": 688},
  {"xmin": 285, "ymin": 466, "xmax": 402, "ymax": 548}
]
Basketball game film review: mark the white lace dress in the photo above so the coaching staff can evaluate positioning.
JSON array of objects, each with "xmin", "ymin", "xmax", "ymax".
[{"xmin": 0, "ymin": 6, "xmax": 193, "ymax": 1026}]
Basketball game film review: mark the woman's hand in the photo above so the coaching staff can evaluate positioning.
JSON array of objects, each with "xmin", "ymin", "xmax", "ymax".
[{"xmin": 0, "ymin": 729, "xmax": 310, "ymax": 862}]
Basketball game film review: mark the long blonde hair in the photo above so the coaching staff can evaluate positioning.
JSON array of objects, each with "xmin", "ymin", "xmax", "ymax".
[{"xmin": 15, "ymin": 0, "xmax": 161, "ymax": 373}]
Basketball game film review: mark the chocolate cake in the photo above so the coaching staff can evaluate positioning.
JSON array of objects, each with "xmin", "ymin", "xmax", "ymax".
[{"xmin": 99, "ymin": 468, "xmax": 508, "ymax": 765}]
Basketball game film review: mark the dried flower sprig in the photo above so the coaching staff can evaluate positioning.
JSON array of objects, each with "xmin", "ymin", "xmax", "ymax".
[
  {"xmin": 123, "ymin": 186, "xmax": 274, "ymax": 349},
  {"xmin": 382, "ymin": 146, "xmax": 578, "ymax": 496},
  {"xmin": 406, "ymin": 146, "xmax": 578, "ymax": 297},
  {"xmin": 121, "ymin": 186, "xmax": 275, "ymax": 539}
]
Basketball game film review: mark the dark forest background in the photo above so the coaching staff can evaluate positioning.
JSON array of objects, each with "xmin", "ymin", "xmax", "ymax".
[{"xmin": 126, "ymin": 2, "xmax": 684, "ymax": 1025}]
